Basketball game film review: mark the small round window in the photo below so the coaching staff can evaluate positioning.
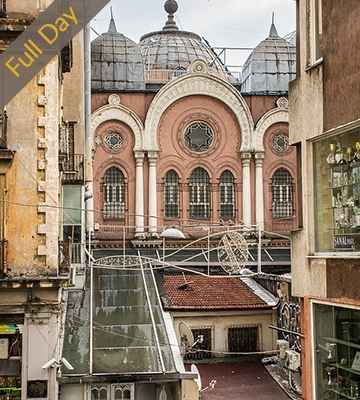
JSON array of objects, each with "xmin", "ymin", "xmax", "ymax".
[
  {"xmin": 273, "ymin": 134, "xmax": 289, "ymax": 152},
  {"xmin": 105, "ymin": 132, "xmax": 123, "ymax": 151},
  {"xmin": 184, "ymin": 122, "xmax": 214, "ymax": 152}
]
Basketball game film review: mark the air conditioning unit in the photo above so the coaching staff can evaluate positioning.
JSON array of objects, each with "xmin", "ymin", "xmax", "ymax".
[
  {"xmin": 0, "ymin": 338, "xmax": 9, "ymax": 359},
  {"xmin": 277, "ymin": 339, "xmax": 289, "ymax": 359},
  {"xmin": 285, "ymin": 349, "xmax": 301, "ymax": 371}
]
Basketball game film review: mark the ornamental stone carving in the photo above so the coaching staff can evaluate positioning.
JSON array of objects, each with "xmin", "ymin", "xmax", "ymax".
[{"xmin": 144, "ymin": 72, "xmax": 254, "ymax": 152}]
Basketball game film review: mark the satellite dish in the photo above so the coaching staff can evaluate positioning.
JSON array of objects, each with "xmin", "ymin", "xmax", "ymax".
[
  {"xmin": 178, "ymin": 322, "xmax": 194, "ymax": 355},
  {"xmin": 191, "ymin": 364, "xmax": 202, "ymax": 391}
]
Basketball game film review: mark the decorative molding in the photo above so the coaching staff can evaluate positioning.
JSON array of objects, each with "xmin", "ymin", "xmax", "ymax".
[
  {"xmin": 276, "ymin": 97, "xmax": 289, "ymax": 109},
  {"xmin": 144, "ymin": 70, "xmax": 254, "ymax": 152},
  {"xmin": 254, "ymin": 108, "xmax": 289, "ymax": 152},
  {"xmin": 91, "ymin": 103, "xmax": 145, "ymax": 151},
  {"xmin": 108, "ymin": 94, "xmax": 121, "ymax": 105}
]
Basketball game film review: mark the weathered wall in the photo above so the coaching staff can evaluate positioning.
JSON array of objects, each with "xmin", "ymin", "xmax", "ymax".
[{"xmin": 322, "ymin": 0, "xmax": 360, "ymax": 131}]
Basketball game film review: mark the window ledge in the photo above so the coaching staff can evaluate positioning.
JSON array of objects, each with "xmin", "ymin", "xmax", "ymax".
[{"xmin": 305, "ymin": 57, "xmax": 323, "ymax": 72}]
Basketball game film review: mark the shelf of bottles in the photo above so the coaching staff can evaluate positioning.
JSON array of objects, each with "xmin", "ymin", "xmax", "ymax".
[
  {"xmin": 315, "ymin": 305, "xmax": 360, "ymax": 400},
  {"xmin": 327, "ymin": 141, "xmax": 360, "ymax": 251}
]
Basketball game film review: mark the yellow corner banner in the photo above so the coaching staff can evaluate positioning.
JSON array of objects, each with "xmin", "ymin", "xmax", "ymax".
[{"xmin": 0, "ymin": 0, "xmax": 111, "ymax": 109}]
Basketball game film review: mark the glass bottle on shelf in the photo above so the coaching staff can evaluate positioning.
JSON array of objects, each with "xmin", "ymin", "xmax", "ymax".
[
  {"xmin": 326, "ymin": 143, "xmax": 336, "ymax": 164},
  {"xmin": 351, "ymin": 141, "xmax": 360, "ymax": 164}
]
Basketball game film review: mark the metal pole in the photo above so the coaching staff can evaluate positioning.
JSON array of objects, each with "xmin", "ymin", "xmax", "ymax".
[{"xmin": 257, "ymin": 224, "xmax": 262, "ymax": 274}]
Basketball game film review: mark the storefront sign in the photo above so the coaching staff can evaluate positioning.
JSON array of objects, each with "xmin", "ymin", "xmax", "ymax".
[{"xmin": 0, "ymin": 324, "xmax": 16, "ymax": 334}]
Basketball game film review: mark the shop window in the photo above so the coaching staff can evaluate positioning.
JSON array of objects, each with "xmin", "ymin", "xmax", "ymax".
[
  {"xmin": 314, "ymin": 302, "xmax": 360, "ymax": 399},
  {"xmin": 313, "ymin": 129, "xmax": 360, "ymax": 252},
  {"xmin": 228, "ymin": 325, "xmax": 260, "ymax": 354},
  {"xmin": 219, "ymin": 170, "xmax": 235, "ymax": 219},
  {"xmin": 189, "ymin": 168, "xmax": 210, "ymax": 219},
  {"xmin": 271, "ymin": 168, "xmax": 294, "ymax": 219},
  {"xmin": 0, "ymin": 321, "xmax": 22, "ymax": 400},
  {"xmin": 103, "ymin": 167, "xmax": 126, "ymax": 219},
  {"xmin": 164, "ymin": 170, "xmax": 180, "ymax": 218}
]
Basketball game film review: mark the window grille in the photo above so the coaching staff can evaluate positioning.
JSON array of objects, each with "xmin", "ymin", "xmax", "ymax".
[
  {"xmin": 184, "ymin": 122, "xmax": 214, "ymax": 152},
  {"xmin": 185, "ymin": 327, "xmax": 212, "ymax": 360},
  {"xmin": 228, "ymin": 326, "xmax": 259, "ymax": 354},
  {"xmin": 271, "ymin": 168, "xmax": 294, "ymax": 219},
  {"xmin": 103, "ymin": 167, "xmax": 125, "ymax": 219},
  {"xmin": 189, "ymin": 168, "xmax": 210, "ymax": 218},
  {"xmin": 164, "ymin": 170, "xmax": 180, "ymax": 218},
  {"xmin": 90, "ymin": 384, "xmax": 134, "ymax": 400},
  {"xmin": 219, "ymin": 170, "xmax": 235, "ymax": 218}
]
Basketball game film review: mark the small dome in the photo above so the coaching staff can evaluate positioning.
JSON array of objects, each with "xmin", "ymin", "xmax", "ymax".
[
  {"xmin": 241, "ymin": 21, "xmax": 296, "ymax": 94},
  {"xmin": 91, "ymin": 16, "xmax": 145, "ymax": 91},
  {"xmin": 139, "ymin": 1, "xmax": 236, "ymax": 83}
]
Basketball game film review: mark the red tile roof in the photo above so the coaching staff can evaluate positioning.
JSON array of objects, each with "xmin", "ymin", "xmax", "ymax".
[{"xmin": 161, "ymin": 275, "xmax": 270, "ymax": 310}]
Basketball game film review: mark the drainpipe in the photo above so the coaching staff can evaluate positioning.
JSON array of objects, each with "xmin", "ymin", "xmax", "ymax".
[
  {"xmin": 84, "ymin": 23, "xmax": 93, "ymax": 235},
  {"xmin": 84, "ymin": 22, "xmax": 94, "ymax": 375}
]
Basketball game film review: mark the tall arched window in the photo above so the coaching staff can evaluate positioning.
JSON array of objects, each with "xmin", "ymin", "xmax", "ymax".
[
  {"xmin": 103, "ymin": 167, "xmax": 125, "ymax": 219},
  {"xmin": 219, "ymin": 170, "xmax": 235, "ymax": 219},
  {"xmin": 164, "ymin": 170, "xmax": 180, "ymax": 218},
  {"xmin": 271, "ymin": 168, "xmax": 294, "ymax": 219},
  {"xmin": 189, "ymin": 168, "xmax": 210, "ymax": 218}
]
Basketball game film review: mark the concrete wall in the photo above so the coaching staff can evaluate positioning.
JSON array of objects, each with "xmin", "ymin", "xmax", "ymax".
[{"xmin": 172, "ymin": 309, "xmax": 278, "ymax": 355}]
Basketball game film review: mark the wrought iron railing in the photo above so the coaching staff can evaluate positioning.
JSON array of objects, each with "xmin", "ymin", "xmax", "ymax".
[
  {"xmin": 0, "ymin": 111, "xmax": 7, "ymax": 148},
  {"xmin": 0, "ymin": 0, "xmax": 6, "ymax": 18},
  {"xmin": 62, "ymin": 154, "xmax": 84, "ymax": 184},
  {"xmin": 59, "ymin": 237, "xmax": 72, "ymax": 275},
  {"xmin": 0, "ymin": 238, "xmax": 8, "ymax": 278}
]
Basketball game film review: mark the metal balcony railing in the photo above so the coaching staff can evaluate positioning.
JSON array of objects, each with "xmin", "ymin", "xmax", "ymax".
[
  {"xmin": 0, "ymin": 111, "xmax": 7, "ymax": 148},
  {"xmin": 62, "ymin": 154, "xmax": 84, "ymax": 184},
  {"xmin": 0, "ymin": 0, "xmax": 6, "ymax": 18},
  {"xmin": 59, "ymin": 237, "xmax": 72, "ymax": 275},
  {"xmin": 0, "ymin": 238, "xmax": 8, "ymax": 278}
]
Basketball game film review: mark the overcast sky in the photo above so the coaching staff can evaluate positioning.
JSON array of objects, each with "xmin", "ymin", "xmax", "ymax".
[{"xmin": 91, "ymin": 0, "xmax": 296, "ymax": 69}]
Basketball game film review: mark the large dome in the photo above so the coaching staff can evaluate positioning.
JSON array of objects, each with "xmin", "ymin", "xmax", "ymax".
[
  {"xmin": 139, "ymin": 0, "xmax": 236, "ymax": 83},
  {"xmin": 91, "ymin": 17, "xmax": 145, "ymax": 91},
  {"xmin": 241, "ymin": 22, "xmax": 296, "ymax": 94}
]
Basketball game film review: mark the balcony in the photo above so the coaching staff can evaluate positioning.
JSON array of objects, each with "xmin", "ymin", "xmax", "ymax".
[
  {"xmin": 0, "ymin": 111, "xmax": 7, "ymax": 148},
  {"xmin": 61, "ymin": 154, "xmax": 84, "ymax": 184},
  {"xmin": 59, "ymin": 237, "xmax": 72, "ymax": 276},
  {"xmin": 0, "ymin": 0, "xmax": 5, "ymax": 18},
  {"xmin": 0, "ymin": 238, "xmax": 8, "ymax": 278}
]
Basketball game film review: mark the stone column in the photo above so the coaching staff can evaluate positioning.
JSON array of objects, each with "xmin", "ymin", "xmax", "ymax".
[
  {"xmin": 241, "ymin": 152, "xmax": 252, "ymax": 226},
  {"xmin": 148, "ymin": 151, "xmax": 158, "ymax": 237},
  {"xmin": 134, "ymin": 151, "xmax": 145, "ymax": 237},
  {"xmin": 255, "ymin": 152, "xmax": 265, "ymax": 230}
]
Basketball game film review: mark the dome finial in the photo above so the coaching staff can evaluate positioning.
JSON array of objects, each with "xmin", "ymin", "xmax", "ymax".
[
  {"xmin": 108, "ymin": 6, "xmax": 117, "ymax": 33},
  {"xmin": 268, "ymin": 12, "xmax": 279, "ymax": 38},
  {"xmin": 163, "ymin": 0, "xmax": 179, "ymax": 31}
]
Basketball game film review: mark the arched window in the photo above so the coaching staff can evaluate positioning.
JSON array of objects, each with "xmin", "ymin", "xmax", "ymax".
[
  {"xmin": 164, "ymin": 170, "xmax": 180, "ymax": 218},
  {"xmin": 219, "ymin": 170, "xmax": 235, "ymax": 219},
  {"xmin": 189, "ymin": 168, "xmax": 210, "ymax": 218},
  {"xmin": 103, "ymin": 167, "xmax": 125, "ymax": 219},
  {"xmin": 271, "ymin": 168, "xmax": 294, "ymax": 219}
]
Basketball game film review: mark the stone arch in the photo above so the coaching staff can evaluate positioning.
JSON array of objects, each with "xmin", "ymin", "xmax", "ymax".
[
  {"xmin": 144, "ymin": 65, "xmax": 254, "ymax": 152},
  {"xmin": 91, "ymin": 103, "xmax": 145, "ymax": 151},
  {"xmin": 254, "ymin": 108, "xmax": 289, "ymax": 152}
]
